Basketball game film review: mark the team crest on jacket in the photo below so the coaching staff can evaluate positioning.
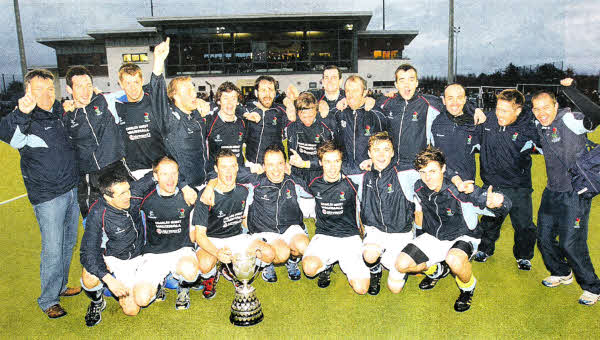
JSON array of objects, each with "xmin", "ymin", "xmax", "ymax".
[
  {"xmin": 238, "ymin": 132, "xmax": 243, "ymax": 142},
  {"xmin": 144, "ymin": 112, "xmax": 150, "ymax": 122},
  {"xmin": 467, "ymin": 135, "xmax": 472, "ymax": 144},
  {"xmin": 364, "ymin": 125, "xmax": 371, "ymax": 136},
  {"xmin": 512, "ymin": 132, "xmax": 519, "ymax": 141},
  {"xmin": 551, "ymin": 127, "xmax": 561, "ymax": 143},
  {"xmin": 179, "ymin": 208, "xmax": 185, "ymax": 218},
  {"xmin": 574, "ymin": 217, "xmax": 580, "ymax": 228},
  {"xmin": 412, "ymin": 111, "xmax": 419, "ymax": 121},
  {"xmin": 241, "ymin": 200, "xmax": 246, "ymax": 209},
  {"xmin": 387, "ymin": 183, "xmax": 394, "ymax": 193},
  {"xmin": 94, "ymin": 106, "xmax": 102, "ymax": 116},
  {"xmin": 339, "ymin": 191, "xmax": 346, "ymax": 201},
  {"xmin": 286, "ymin": 189, "xmax": 292, "ymax": 199},
  {"xmin": 446, "ymin": 208, "xmax": 454, "ymax": 216},
  {"xmin": 315, "ymin": 134, "xmax": 320, "ymax": 143},
  {"xmin": 272, "ymin": 116, "xmax": 278, "ymax": 125}
]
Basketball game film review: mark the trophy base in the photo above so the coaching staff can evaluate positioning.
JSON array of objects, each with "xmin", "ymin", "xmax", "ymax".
[
  {"xmin": 229, "ymin": 312, "xmax": 264, "ymax": 327},
  {"xmin": 229, "ymin": 285, "xmax": 264, "ymax": 327}
]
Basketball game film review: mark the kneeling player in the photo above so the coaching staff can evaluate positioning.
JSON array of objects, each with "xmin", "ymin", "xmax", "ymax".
[
  {"xmin": 395, "ymin": 147, "xmax": 511, "ymax": 312},
  {"xmin": 302, "ymin": 141, "xmax": 370, "ymax": 294},
  {"xmin": 138, "ymin": 156, "xmax": 199, "ymax": 310},
  {"xmin": 193, "ymin": 150, "xmax": 274, "ymax": 298}
]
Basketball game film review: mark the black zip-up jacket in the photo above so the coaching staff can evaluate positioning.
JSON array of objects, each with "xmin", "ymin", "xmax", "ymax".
[
  {"xmin": 309, "ymin": 89, "xmax": 345, "ymax": 119},
  {"xmin": 244, "ymin": 102, "xmax": 288, "ymax": 164},
  {"xmin": 205, "ymin": 111, "xmax": 246, "ymax": 170},
  {"xmin": 478, "ymin": 109, "xmax": 540, "ymax": 188},
  {"xmin": 140, "ymin": 186, "xmax": 194, "ymax": 254},
  {"xmin": 414, "ymin": 177, "xmax": 512, "ymax": 241},
  {"xmin": 192, "ymin": 184, "xmax": 249, "ymax": 238},
  {"xmin": 359, "ymin": 165, "xmax": 420, "ymax": 233},
  {"xmin": 247, "ymin": 174, "xmax": 306, "ymax": 234},
  {"xmin": 307, "ymin": 174, "xmax": 362, "ymax": 237},
  {"xmin": 376, "ymin": 93, "xmax": 444, "ymax": 169},
  {"xmin": 79, "ymin": 173, "xmax": 155, "ymax": 280},
  {"xmin": 0, "ymin": 101, "xmax": 79, "ymax": 205},
  {"xmin": 62, "ymin": 93, "xmax": 124, "ymax": 175},
  {"xmin": 285, "ymin": 117, "xmax": 335, "ymax": 182},
  {"xmin": 335, "ymin": 105, "xmax": 386, "ymax": 174},
  {"xmin": 430, "ymin": 109, "xmax": 479, "ymax": 181},
  {"xmin": 115, "ymin": 73, "xmax": 167, "ymax": 171}
]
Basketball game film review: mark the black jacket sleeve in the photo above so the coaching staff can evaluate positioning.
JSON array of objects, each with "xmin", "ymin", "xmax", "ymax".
[
  {"xmin": 561, "ymin": 85, "xmax": 600, "ymax": 130},
  {"xmin": 80, "ymin": 208, "xmax": 110, "ymax": 280}
]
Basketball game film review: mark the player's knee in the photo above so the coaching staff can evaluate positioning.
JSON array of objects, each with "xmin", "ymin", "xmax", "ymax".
[
  {"xmin": 177, "ymin": 256, "xmax": 199, "ymax": 282},
  {"xmin": 291, "ymin": 235, "xmax": 309, "ymax": 256},
  {"xmin": 133, "ymin": 282, "xmax": 156, "ymax": 307},
  {"xmin": 395, "ymin": 253, "xmax": 414, "ymax": 273},
  {"xmin": 445, "ymin": 252, "xmax": 467, "ymax": 272},
  {"xmin": 362, "ymin": 246, "xmax": 381, "ymax": 264},
  {"xmin": 274, "ymin": 245, "xmax": 290, "ymax": 264},
  {"xmin": 121, "ymin": 302, "xmax": 141, "ymax": 316},
  {"xmin": 258, "ymin": 244, "xmax": 275, "ymax": 264},
  {"xmin": 197, "ymin": 252, "xmax": 217, "ymax": 274},
  {"xmin": 387, "ymin": 279, "xmax": 405, "ymax": 294},
  {"xmin": 302, "ymin": 256, "xmax": 321, "ymax": 277},
  {"xmin": 81, "ymin": 268, "xmax": 101, "ymax": 289},
  {"xmin": 350, "ymin": 278, "xmax": 369, "ymax": 295}
]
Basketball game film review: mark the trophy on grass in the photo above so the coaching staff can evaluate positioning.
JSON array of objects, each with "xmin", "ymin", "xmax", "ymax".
[{"xmin": 228, "ymin": 252, "xmax": 264, "ymax": 326}]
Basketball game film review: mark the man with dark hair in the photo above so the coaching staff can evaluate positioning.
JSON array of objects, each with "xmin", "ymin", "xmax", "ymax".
[
  {"xmin": 301, "ymin": 141, "xmax": 370, "ymax": 294},
  {"xmin": 335, "ymin": 75, "xmax": 386, "ymax": 174},
  {"xmin": 79, "ymin": 170, "xmax": 157, "ymax": 326},
  {"xmin": 193, "ymin": 149, "xmax": 274, "ymax": 299},
  {"xmin": 376, "ymin": 64, "xmax": 486, "ymax": 170},
  {"xmin": 396, "ymin": 146, "xmax": 510, "ymax": 312},
  {"xmin": 62, "ymin": 65, "xmax": 127, "ymax": 218},
  {"xmin": 0, "ymin": 69, "xmax": 81, "ymax": 318},
  {"xmin": 532, "ymin": 78, "xmax": 600, "ymax": 306},
  {"xmin": 472, "ymin": 89, "xmax": 540, "ymax": 271}
]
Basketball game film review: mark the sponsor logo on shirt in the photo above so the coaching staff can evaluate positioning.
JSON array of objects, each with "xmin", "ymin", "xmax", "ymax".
[
  {"xmin": 315, "ymin": 192, "xmax": 322, "ymax": 200},
  {"xmin": 70, "ymin": 120, "xmax": 78, "ymax": 128},
  {"xmin": 261, "ymin": 194, "xmax": 269, "ymax": 201},
  {"xmin": 341, "ymin": 120, "xmax": 347, "ymax": 128},
  {"xmin": 215, "ymin": 134, "xmax": 222, "ymax": 142},
  {"xmin": 148, "ymin": 211, "xmax": 156, "ymax": 219},
  {"xmin": 217, "ymin": 210, "xmax": 226, "ymax": 218}
]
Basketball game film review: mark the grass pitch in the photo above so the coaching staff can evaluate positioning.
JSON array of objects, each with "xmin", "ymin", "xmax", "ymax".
[{"xmin": 0, "ymin": 131, "xmax": 599, "ymax": 339}]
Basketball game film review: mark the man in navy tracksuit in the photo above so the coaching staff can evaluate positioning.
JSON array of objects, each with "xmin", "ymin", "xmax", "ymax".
[
  {"xmin": 473, "ymin": 89, "xmax": 540, "ymax": 271},
  {"xmin": 62, "ymin": 66, "xmax": 127, "ymax": 218},
  {"xmin": 396, "ymin": 146, "xmax": 511, "ymax": 312},
  {"xmin": 301, "ymin": 141, "xmax": 370, "ymax": 294},
  {"xmin": 532, "ymin": 78, "xmax": 600, "ymax": 306},
  {"xmin": 375, "ymin": 64, "xmax": 486, "ymax": 170},
  {"xmin": 335, "ymin": 75, "xmax": 386, "ymax": 174},
  {"xmin": 0, "ymin": 69, "xmax": 80, "ymax": 318}
]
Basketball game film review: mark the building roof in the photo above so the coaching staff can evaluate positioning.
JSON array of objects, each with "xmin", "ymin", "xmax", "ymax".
[
  {"xmin": 137, "ymin": 12, "xmax": 372, "ymax": 31},
  {"xmin": 358, "ymin": 30, "xmax": 419, "ymax": 45},
  {"xmin": 87, "ymin": 27, "xmax": 157, "ymax": 39},
  {"xmin": 36, "ymin": 36, "xmax": 97, "ymax": 48}
]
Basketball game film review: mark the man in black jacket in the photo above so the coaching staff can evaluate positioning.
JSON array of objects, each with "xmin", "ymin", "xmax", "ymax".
[
  {"xmin": 396, "ymin": 147, "xmax": 511, "ymax": 312},
  {"xmin": 0, "ymin": 69, "xmax": 80, "ymax": 319}
]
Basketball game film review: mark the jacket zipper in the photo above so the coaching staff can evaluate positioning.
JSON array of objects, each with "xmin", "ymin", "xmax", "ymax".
[
  {"xmin": 82, "ymin": 107, "xmax": 102, "ymax": 169},
  {"xmin": 375, "ymin": 173, "xmax": 388, "ymax": 232},
  {"xmin": 255, "ymin": 110, "xmax": 265, "ymax": 163}
]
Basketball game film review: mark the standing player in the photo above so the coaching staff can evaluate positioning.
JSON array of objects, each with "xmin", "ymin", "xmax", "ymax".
[
  {"xmin": 193, "ymin": 150, "xmax": 274, "ymax": 299},
  {"xmin": 473, "ymin": 89, "xmax": 539, "ymax": 271},
  {"xmin": 396, "ymin": 146, "xmax": 511, "ymax": 312},
  {"xmin": 302, "ymin": 141, "xmax": 370, "ymax": 294},
  {"xmin": 62, "ymin": 65, "xmax": 126, "ymax": 218},
  {"xmin": 532, "ymin": 78, "xmax": 600, "ymax": 305},
  {"xmin": 138, "ymin": 156, "xmax": 200, "ymax": 310}
]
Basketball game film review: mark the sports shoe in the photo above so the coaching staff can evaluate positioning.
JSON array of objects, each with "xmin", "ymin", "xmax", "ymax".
[
  {"xmin": 44, "ymin": 304, "xmax": 67, "ymax": 319},
  {"xmin": 473, "ymin": 251, "xmax": 489, "ymax": 263},
  {"xmin": 578, "ymin": 290, "xmax": 600, "ymax": 306},
  {"xmin": 190, "ymin": 277, "xmax": 204, "ymax": 291},
  {"xmin": 317, "ymin": 265, "xmax": 333, "ymax": 288},
  {"xmin": 419, "ymin": 262, "xmax": 451, "ymax": 290},
  {"xmin": 175, "ymin": 288, "xmax": 190, "ymax": 310},
  {"xmin": 454, "ymin": 288, "xmax": 475, "ymax": 312},
  {"xmin": 542, "ymin": 272, "xmax": 574, "ymax": 287},
  {"xmin": 155, "ymin": 286, "xmax": 167, "ymax": 302},
  {"xmin": 202, "ymin": 272, "xmax": 219, "ymax": 299},
  {"xmin": 285, "ymin": 259, "xmax": 301, "ymax": 281},
  {"xmin": 368, "ymin": 271, "xmax": 382, "ymax": 296},
  {"xmin": 261, "ymin": 263, "xmax": 278, "ymax": 283},
  {"xmin": 85, "ymin": 299, "xmax": 106, "ymax": 327},
  {"xmin": 517, "ymin": 259, "xmax": 532, "ymax": 271}
]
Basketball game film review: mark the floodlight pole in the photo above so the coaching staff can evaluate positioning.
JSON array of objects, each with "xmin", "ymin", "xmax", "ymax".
[
  {"xmin": 448, "ymin": 0, "xmax": 455, "ymax": 84},
  {"xmin": 383, "ymin": 0, "xmax": 386, "ymax": 30},
  {"xmin": 13, "ymin": 0, "xmax": 27, "ymax": 79}
]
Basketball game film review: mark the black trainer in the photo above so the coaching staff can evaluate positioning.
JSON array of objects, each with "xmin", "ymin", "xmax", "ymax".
[
  {"xmin": 454, "ymin": 288, "xmax": 475, "ymax": 312},
  {"xmin": 317, "ymin": 265, "xmax": 332, "ymax": 288},
  {"xmin": 175, "ymin": 288, "xmax": 190, "ymax": 310},
  {"xmin": 368, "ymin": 271, "xmax": 382, "ymax": 295},
  {"xmin": 419, "ymin": 262, "xmax": 451, "ymax": 290},
  {"xmin": 85, "ymin": 298, "xmax": 106, "ymax": 327},
  {"xmin": 155, "ymin": 286, "xmax": 167, "ymax": 302}
]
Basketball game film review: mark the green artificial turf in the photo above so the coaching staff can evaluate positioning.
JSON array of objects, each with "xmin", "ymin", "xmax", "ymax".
[{"xmin": 0, "ymin": 131, "xmax": 598, "ymax": 339}]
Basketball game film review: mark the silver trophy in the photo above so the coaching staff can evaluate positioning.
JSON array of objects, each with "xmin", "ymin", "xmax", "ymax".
[{"xmin": 228, "ymin": 252, "xmax": 264, "ymax": 326}]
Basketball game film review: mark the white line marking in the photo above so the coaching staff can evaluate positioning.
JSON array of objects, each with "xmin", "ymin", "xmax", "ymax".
[{"xmin": 0, "ymin": 193, "xmax": 28, "ymax": 206}]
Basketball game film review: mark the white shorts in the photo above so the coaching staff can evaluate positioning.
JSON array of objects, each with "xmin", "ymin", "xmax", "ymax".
[
  {"xmin": 363, "ymin": 227, "xmax": 414, "ymax": 280},
  {"xmin": 104, "ymin": 255, "xmax": 145, "ymax": 288},
  {"xmin": 207, "ymin": 234, "xmax": 260, "ymax": 256},
  {"xmin": 406, "ymin": 233, "xmax": 480, "ymax": 268},
  {"xmin": 131, "ymin": 168, "xmax": 153, "ymax": 181},
  {"xmin": 253, "ymin": 225, "xmax": 307, "ymax": 245},
  {"xmin": 298, "ymin": 197, "xmax": 316, "ymax": 218},
  {"xmin": 137, "ymin": 247, "xmax": 196, "ymax": 287},
  {"xmin": 303, "ymin": 234, "xmax": 369, "ymax": 281}
]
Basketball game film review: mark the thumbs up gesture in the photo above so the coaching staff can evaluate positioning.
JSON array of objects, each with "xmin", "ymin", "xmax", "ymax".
[
  {"xmin": 18, "ymin": 84, "xmax": 37, "ymax": 114},
  {"xmin": 289, "ymin": 149, "xmax": 306, "ymax": 168},
  {"xmin": 486, "ymin": 185, "xmax": 504, "ymax": 209}
]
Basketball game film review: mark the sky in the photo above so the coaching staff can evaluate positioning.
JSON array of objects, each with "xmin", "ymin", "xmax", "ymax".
[{"xmin": 0, "ymin": 0, "xmax": 598, "ymax": 78}]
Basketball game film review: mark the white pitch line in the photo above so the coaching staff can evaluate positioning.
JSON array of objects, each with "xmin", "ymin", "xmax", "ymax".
[{"xmin": 0, "ymin": 193, "xmax": 28, "ymax": 206}]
